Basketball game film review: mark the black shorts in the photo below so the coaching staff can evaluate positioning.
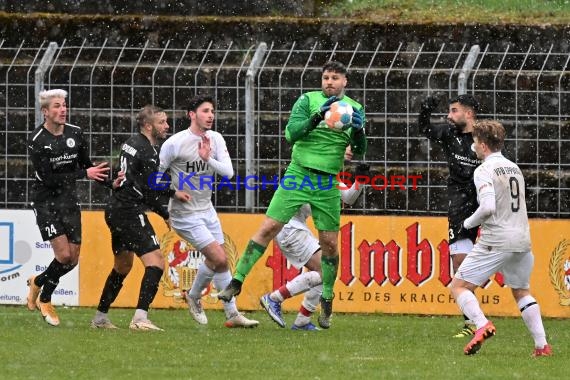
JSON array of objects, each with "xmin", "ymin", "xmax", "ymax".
[
  {"xmin": 448, "ymin": 218, "xmax": 478, "ymax": 245},
  {"xmin": 105, "ymin": 207, "xmax": 159, "ymax": 256},
  {"xmin": 32, "ymin": 202, "xmax": 82, "ymax": 244},
  {"xmin": 447, "ymin": 191, "xmax": 478, "ymax": 244}
]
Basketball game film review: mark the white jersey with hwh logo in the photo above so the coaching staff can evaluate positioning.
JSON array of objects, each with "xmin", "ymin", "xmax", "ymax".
[
  {"xmin": 473, "ymin": 152, "xmax": 530, "ymax": 252},
  {"xmin": 159, "ymin": 129, "xmax": 233, "ymax": 215}
]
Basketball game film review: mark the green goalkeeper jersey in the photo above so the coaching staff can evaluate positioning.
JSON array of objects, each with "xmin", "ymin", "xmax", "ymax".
[{"xmin": 285, "ymin": 91, "xmax": 367, "ymax": 175}]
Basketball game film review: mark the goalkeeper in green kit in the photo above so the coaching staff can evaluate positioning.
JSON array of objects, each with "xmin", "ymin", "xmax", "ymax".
[{"xmin": 218, "ymin": 61, "xmax": 367, "ymax": 329}]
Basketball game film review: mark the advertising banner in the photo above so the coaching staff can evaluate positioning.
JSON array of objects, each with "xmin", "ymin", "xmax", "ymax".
[
  {"xmin": 3, "ymin": 210, "xmax": 569, "ymax": 318},
  {"xmin": 0, "ymin": 210, "xmax": 79, "ymax": 306},
  {"xmin": 78, "ymin": 211, "xmax": 570, "ymax": 318}
]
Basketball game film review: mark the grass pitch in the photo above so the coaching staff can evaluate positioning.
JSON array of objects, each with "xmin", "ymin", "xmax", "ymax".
[
  {"xmin": 0, "ymin": 305, "xmax": 566, "ymax": 379},
  {"xmin": 330, "ymin": 0, "xmax": 570, "ymax": 25}
]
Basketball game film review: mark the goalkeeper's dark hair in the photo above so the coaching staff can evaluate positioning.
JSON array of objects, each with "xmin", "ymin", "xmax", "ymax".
[
  {"xmin": 136, "ymin": 105, "xmax": 164, "ymax": 130},
  {"xmin": 187, "ymin": 94, "xmax": 216, "ymax": 113},
  {"xmin": 322, "ymin": 61, "xmax": 347, "ymax": 75}
]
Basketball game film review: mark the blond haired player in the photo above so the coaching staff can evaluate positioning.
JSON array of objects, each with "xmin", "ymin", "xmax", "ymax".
[
  {"xmin": 419, "ymin": 94, "xmax": 482, "ymax": 337},
  {"xmin": 27, "ymin": 89, "xmax": 114, "ymax": 326},
  {"xmin": 451, "ymin": 120, "xmax": 551, "ymax": 357}
]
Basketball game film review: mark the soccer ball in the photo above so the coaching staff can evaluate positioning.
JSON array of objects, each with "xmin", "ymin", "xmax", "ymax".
[{"xmin": 324, "ymin": 101, "xmax": 353, "ymax": 131}]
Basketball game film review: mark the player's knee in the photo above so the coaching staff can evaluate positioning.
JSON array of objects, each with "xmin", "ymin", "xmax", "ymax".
[
  {"xmin": 115, "ymin": 261, "xmax": 133, "ymax": 274},
  {"xmin": 319, "ymin": 239, "xmax": 337, "ymax": 255},
  {"xmin": 256, "ymin": 218, "xmax": 283, "ymax": 243},
  {"xmin": 141, "ymin": 250, "xmax": 164, "ymax": 270},
  {"xmin": 152, "ymin": 260, "xmax": 165, "ymax": 271},
  {"xmin": 449, "ymin": 277, "xmax": 461, "ymax": 292},
  {"xmin": 211, "ymin": 256, "xmax": 228, "ymax": 272},
  {"xmin": 202, "ymin": 251, "xmax": 227, "ymax": 272},
  {"xmin": 56, "ymin": 252, "xmax": 75, "ymax": 265},
  {"xmin": 257, "ymin": 228, "xmax": 278, "ymax": 243},
  {"xmin": 512, "ymin": 288, "xmax": 531, "ymax": 302},
  {"xmin": 202, "ymin": 244, "xmax": 228, "ymax": 271},
  {"xmin": 305, "ymin": 271, "xmax": 322, "ymax": 287}
]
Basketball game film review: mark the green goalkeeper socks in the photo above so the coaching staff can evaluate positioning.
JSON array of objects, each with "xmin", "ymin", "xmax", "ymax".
[
  {"xmin": 321, "ymin": 255, "xmax": 339, "ymax": 300},
  {"xmin": 234, "ymin": 240, "xmax": 267, "ymax": 282}
]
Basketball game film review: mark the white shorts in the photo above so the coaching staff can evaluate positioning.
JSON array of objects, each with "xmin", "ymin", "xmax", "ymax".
[
  {"xmin": 275, "ymin": 223, "xmax": 320, "ymax": 269},
  {"xmin": 170, "ymin": 206, "xmax": 224, "ymax": 251},
  {"xmin": 455, "ymin": 243, "xmax": 533, "ymax": 289},
  {"xmin": 449, "ymin": 238, "xmax": 474, "ymax": 256}
]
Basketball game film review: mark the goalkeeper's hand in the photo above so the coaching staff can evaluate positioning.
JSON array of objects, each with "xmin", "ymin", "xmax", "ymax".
[
  {"xmin": 310, "ymin": 96, "xmax": 338, "ymax": 127},
  {"xmin": 351, "ymin": 111, "xmax": 364, "ymax": 130},
  {"xmin": 319, "ymin": 95, "xmax": 338, "ymax": 118}
]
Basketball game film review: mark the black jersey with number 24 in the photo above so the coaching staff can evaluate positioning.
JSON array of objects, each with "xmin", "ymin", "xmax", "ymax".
[{"xmin": 28, "ymin": 123, "xmax": 93, "ymax": 204}]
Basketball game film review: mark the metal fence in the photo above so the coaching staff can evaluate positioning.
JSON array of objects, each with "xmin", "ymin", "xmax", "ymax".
[{"xmin": 1, "ymin": 40, "xmax": 569, "ymax": 217}]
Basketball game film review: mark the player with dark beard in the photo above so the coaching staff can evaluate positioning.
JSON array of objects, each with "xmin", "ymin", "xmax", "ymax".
[
  {"xmin": 419, "ymin": 94, "xmax": 481, "ymax": 337},
  {"xmin": 91, "ymin": 105, "xmax": 190, "ymax": 330}
]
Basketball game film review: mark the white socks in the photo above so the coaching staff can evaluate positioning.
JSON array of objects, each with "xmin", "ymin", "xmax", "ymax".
[
  {"xmin": 213, "ymin": 270, "xmax": 238, "ymax": 318},
  {"xmin": 456, "ymin": 291, "xmax": 488, "ymax": 329},
  {"xmin": 133, "ymin": 308, "xmax": 148, "ymax": 321},
  {"xmin": 270, "ymin": 271, "xmax": 321, "ymax": 302},
  {"xmin": 518, "ymin": 295, "xmax": 548, "ymax": 348},
  {"xmin": 189, "ymin": 263, "xmax": 215, "ymax": 299}
]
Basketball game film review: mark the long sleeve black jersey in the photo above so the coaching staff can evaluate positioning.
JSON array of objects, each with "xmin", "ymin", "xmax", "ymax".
[
  {"xmin": 28, "ymin": 123, "xmax": 94, "ymax": 204},
  {"xmin": 110, "ymin": 133, "xmax": 173, "ymax": 219},
  {"xmin": 419, "ymin": 112, "xmax": 481, "ymax": 220}
]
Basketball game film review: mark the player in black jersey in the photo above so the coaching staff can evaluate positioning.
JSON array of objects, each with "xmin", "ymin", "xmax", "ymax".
[
  {"xmin": 91, "ymin": 105, "xmax": 190, "ymax": 331},
  {"xmin": 27, "ymin": 89, "xmax": 115, "ymax": 326},
  {"xmin": 419, "ymin": 93, "xmax": 481, "ymax": 337}
]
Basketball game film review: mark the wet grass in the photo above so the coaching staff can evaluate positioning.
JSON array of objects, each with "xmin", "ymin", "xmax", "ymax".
[
  {"xmin": 3, "ymin": 1, "xmax": 569, "ymax": 26},
  {"xmin": 0, "ymin": 305, "xmax": 567, "ymax": 379},
  {"xmin": 327, "ymin": 0, "xmax": 570, "ymax": 25}
]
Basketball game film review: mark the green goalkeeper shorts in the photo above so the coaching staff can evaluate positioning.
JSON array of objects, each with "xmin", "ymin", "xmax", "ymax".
[{"xmin": 266, "ymin": 162, "xmax": 341, "ymax": 231}]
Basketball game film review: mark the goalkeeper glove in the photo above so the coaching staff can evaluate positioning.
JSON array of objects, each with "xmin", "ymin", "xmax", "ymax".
[
  {"xmin": 319, "ymin": 95, "xmax": 338, "ymax": 118},
  {"xmin": 310, "ymin": 95, "xmax": 338, "ymax": 127},
  {"xmin": 351, "ymin": 111, "xmax": 364, "ymax": 130}
]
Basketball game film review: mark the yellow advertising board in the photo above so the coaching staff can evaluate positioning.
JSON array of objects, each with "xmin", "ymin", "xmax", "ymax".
[{"xmin": 80, "ymin": 211, "xmax": 570, "ymax": 318}]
